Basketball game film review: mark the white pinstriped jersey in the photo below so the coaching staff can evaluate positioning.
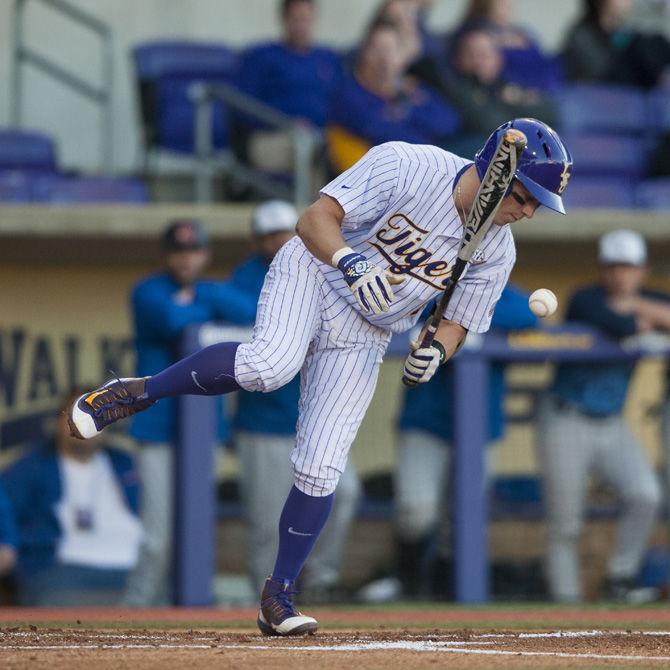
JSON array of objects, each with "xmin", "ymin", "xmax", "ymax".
[{"xmin": 319, "ymin": 141, "xmax": 516, "ymax": 334}]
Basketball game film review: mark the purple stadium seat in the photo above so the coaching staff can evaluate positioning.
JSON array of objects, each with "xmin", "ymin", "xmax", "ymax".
[
  {"xmin": 562, "ymin": 133, "xmax": 648, "ymax": 177},
  {"xmin": 648, "ymin": 90, "xmax": 670, "ymax": 132},
  {"xmin": 0, "ymin": 129, "xmax": 57, "ymax": 171},
  {"xmin": 132, "ymin": 40, "xmax": 237, "ymax": 156},
  {"xmin": 0, "ymin": 171, "xmax": 32, "ymax": 202},
  {"xmin": 557, "ymin": 84, "xmax": 648, "ymax": 135},
  {"xmin": 563, "ymin": 175, "xmax": 636, "ymax": 209},
  {"xmin": 636, "ymin": 177, "xmax": 670, "ymax": 210},
  {"xmin": 31, "ymin": 175, "xmax": 149, "ymax": 203}
]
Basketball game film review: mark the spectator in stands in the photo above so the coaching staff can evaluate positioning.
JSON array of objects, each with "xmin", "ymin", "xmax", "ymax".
[
  {"xmin": 453, "ymin": 0, "xmax": 560, "ymax": 90},
  {"xmin": 235, "ymin": 0, "xmax": 343, "ymax": 174},
  {"xmin": 0, "ymin": 481, "xmax": 17, "ymax": 578},
  {"xmin": 537, "ymin": 230, "xmax": 670, "ymax": 604},
  {"xmin": 409, "ymin": 26, "xmax": 557, "ymax": 158},
  {"xmin": 123, "ymin": 219, "xmax": 256, "ymax": 606},
  {"xmin": 230, "ymin": 200, "xmax": 361, "ymax": 602},
  {"xmin": 562, "ymin": 0, "xmax": 670, "ymax": 89},
  {"xmin": 1, "ymin": 391, "xmax": 142, "ymax": 606},
  {"xmin": 326, "ymin": 20, "xmax": 460, "ymax": 173},
  {"xmin": 359, "ymin": 285, "xmax": 537, "ymax": 602}
]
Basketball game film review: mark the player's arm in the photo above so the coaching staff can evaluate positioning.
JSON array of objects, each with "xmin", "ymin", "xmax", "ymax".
[
  {"xmin": 297, "ymin": 194, "xmax": 405, "ymax": 315},
  {"xmin": 403, "ymin": 317, "xmax": 467, "ymax": 385}
]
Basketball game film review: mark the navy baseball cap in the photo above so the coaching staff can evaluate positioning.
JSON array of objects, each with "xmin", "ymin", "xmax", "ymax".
[{"xmin": 161, "ymin": 219, "xmax": 209, "ymax": 251}]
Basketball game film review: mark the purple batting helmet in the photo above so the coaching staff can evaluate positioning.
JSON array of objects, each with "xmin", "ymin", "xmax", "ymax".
[{"xmin": 475, "ymin": 118, "xmax": 573, "ymax": 214}]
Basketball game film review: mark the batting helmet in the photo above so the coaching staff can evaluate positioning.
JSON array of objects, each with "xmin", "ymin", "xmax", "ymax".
[{"xmin": 475, "ymin": 118, "xmax": 573, "ymax": 215}]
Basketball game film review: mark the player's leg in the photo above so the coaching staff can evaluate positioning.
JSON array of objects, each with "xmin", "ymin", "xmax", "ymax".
[
  {"xmin": 394, "ymin": 429, "xmax": 449, "ymax": 597},
  {"xmin": 257, "ymin": 326, "xmax": 388, "ymax": 636},
  {"xmin": 237, "ymin": 431, "xmax": 295, "ymax": 593},
  {"xmin": 301, "ymin": 459, "xmax": 362, "ymax": 601},
  {"xmin": 535, "ymin": 398, "xmax": 592, "ymax": 602},
  {"xmin": 69, "ymin": 238, "xmax": 322, "ymax": 439},
  {"xmin": 594, "ymin": 419, "xmax": 661, "ymax": 601}
]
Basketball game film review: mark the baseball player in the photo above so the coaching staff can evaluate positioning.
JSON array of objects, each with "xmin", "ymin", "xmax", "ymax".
[
  {"xmin": 537, "ymin": 229, "xmax": 670, "ymax": 603},
  {"xmin": 231, "ymin": 200, "xmax": 361, "ymax": 599},
  {"xmin": 68, "ymin": 117, "xmax": 572, "ymax": 635}
]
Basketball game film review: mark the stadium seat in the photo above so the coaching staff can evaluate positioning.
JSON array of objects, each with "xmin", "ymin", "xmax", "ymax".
[
  {"xmin": 0, "ymin": 129, "xmax": 57, "ymax": 171},
  {"xmin": 562, "ymin": 175, "xmax": 637, "ymax": 209},
  {"xmin": 31, "ymin": 175, "xmax": 149, "ymax": 203},
  {"xmin": 562, "ymin": 133, "xmax": 648, "ymax": 177},
  {"xmin": 557, "ymin": 84, "xmax": 648, "ymax": 135},
  {"xmin": 635, "ymin": 177, "xmax": 670, "ymax": 210},
  {"xmin": 648, "ymin": 89, "xmax": 670, "ymax": 132},
  {"xmin": 131, "ymin": 40, "xmax": 237, "ymax": 158},
  {"xmin": 0, "ymin": 171, "xmax": 33, "ymax": 202}
]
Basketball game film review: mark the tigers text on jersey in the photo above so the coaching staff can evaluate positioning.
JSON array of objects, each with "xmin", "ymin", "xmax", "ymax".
[{"xmin": 319, "ymin": 142, "xmax": 516, "ymax": 334}]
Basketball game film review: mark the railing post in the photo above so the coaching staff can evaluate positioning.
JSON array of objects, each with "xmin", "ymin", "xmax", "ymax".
[
  {"xmin": 452, "ymin": 350, "xmax": 490, "ymax": 603},
  {"xmin": 293, "ymin": 124, "xmax": 314, "ymax": 207},
  {"xmin": 11, "ymin": 0, "xmax": 27, "ymax": 126},
  {"xmin": 193, "ymin": 83, "xmax": 214, "ymax": 203},
  {"xmin": 101, "ymin": 33, "xmax": 114, "ymax": 173}
]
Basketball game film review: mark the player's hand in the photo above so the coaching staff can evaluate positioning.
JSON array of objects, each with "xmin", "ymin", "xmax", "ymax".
[
  {"xmin": 403, "ymin": 341, "xmax": 442, "ymax": 385},
  {"xmin": 336, "ymin": 251, "xmax": 405, "ymax": 315}
]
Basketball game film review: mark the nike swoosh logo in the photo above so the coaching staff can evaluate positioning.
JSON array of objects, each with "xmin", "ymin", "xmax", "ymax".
[
  {"xmin": 191, "ymin": 371, "xmax": 207, "ymax": 392},
  {"xmin": 288, "ymin": 526, "xmax": 313, "ymax": 537}
]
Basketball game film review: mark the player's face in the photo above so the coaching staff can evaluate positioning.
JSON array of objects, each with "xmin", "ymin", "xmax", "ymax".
[
  {"xmin": 257, "ymin": 231, "xmax": 295, "ymax": 262},
  {"xmin": 493, "ymin": 180, "xmax": 540, "ymax": 225},
  {"xmin": 601, "ymin": 263, "xmax": 646, "ymax": 298},
  {"xmin": 283, "ymin": 1, "xmax": 315, "ymax": 50},
  {"xmin": 165, "ymin": 248, "xmax": 211, "ymax": 286}
]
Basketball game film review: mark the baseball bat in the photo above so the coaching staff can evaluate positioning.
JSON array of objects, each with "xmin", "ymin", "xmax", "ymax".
[{"xmin": 402, "ymin": 128, "xmax": 528, "ymax": 387}]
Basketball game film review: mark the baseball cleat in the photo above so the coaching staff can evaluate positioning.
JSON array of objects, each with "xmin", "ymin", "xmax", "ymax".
[
  {"xmin": 68, "ymin": 377, "xmax": 154, "ymax": 439},
  {"xmin": 257, "ymin": 577, "xmax": 318, "ymax": 637}
]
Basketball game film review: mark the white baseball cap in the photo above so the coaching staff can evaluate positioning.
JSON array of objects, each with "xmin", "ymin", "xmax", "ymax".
[
  {"xmin": 598, "ymin": 229, "xmax": 647, "ymax": 266},
  {"xmin": 252, "ymin": 200, "xmax": 298, "ymax": 237}
]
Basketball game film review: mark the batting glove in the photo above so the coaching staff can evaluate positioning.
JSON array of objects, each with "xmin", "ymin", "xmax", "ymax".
[
  {"xmin": 334, "ymin": 248, "xmax": 405, "ymax": 315},
  {"xmin": 403, "ymin": 340, "xmax": 445, "ymax": 385}
]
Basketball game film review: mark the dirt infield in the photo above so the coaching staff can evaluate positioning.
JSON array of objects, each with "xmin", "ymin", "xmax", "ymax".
[{"xmin": 3, "ymin": 627, "xmax": 670, "ymax": 669}]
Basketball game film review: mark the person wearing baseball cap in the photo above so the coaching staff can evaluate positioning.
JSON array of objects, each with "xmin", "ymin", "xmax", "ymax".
[
  {"xmin": 122, "ymin": 218, "xmax": 256, "ymax": 607},
  {"xmin": 537, "ymin": 229, "xmax": 670, "ymax": 605},
  {"xmin": 230, "ymin": 200, "xmax": 361, "ymax": 601}
]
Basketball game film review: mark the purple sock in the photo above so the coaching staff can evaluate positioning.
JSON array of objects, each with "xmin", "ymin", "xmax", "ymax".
[
  {"xmin": 272, "ymin": 486, "xmax": 334, "ymax": 583},
  {"xmin": 145, "ymin": 341, "xmax": 241, "ymax": 400}
]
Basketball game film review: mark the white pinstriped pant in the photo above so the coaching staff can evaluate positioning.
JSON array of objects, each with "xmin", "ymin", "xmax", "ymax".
[{"xmin": 234, "ymin": 237, "xmax": 390, "ymax": 496}]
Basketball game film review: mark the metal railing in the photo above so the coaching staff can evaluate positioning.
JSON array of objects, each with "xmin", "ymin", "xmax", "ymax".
[
  {"xmin": 10, "ymin": 0, "xmax": 114, "ymax": 171},
  {"xmin": 191, "ymin": 81, "xmax": 322, "ymax": 206}
]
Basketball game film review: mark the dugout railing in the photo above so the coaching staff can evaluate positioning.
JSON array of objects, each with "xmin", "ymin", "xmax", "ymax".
[{"xmin": 175, "ymin": 323, "xmax": 670, "ymax": 606}]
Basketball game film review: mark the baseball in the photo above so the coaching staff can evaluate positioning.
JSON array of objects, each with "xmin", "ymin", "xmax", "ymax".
[{"xmin": 529, "ymin": 288, "xmax": 558, "ymax": 318}]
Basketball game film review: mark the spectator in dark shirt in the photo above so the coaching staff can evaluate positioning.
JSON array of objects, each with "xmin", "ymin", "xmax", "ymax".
[
  {"xmin": 236, "ymin": 0, "xmax": 343, "ymax": 173},
  {"xmin": 453, "ymin": 0, "xmax": 561, "ymax": 90},
  {"xmin": 410, "ymin": 26, "xmax": 557, "ymax": 159},
  {"xmin": 562, "ymin": 0, "xmax": 670, "ymax": 89},
  {"xmin": 537, "ymin": 230, "xmax": 670, "ymax": 604},
  {"xmin": 327, "ymin": 20, "xmax": 460, "ymax": 173},
  {"xmin": 2, "ymin": 391, "xmax": 141, "ymax": 606}
]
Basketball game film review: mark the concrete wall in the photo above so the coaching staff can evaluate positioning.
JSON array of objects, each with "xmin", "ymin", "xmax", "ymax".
[{"xmin": 0, "ymin": 0, "xmax": 583, "ymax": 173}]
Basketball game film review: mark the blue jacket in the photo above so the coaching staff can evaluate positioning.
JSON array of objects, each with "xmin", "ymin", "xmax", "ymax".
[
  {"xmin": 237, "ymin": 42, "xmax": 343, "ymax": 128},
  {"xmin": 1, "ymin": 442, "xmax": 140, "ymax": 575},
  {"xmin": 328, "ymin": 72, "xmax": 461, "ymax": 148},
  {"xmin": 229, "ymin": 255, "xmax": 301, "ymax": 435},
  {"xmin": 398, "ymin": 285, "xmax": 538, "ymax": 442},
  {"xmin": 0, "ymin": 480, "xmax": 17, "ymax": 548},
  {"xmin": 129, "ymin": 273, "xmax": 257, "ymax": 442},
  {"xmin": 552, "ymin": 285, "xmax": 670, "ymax": 416}
]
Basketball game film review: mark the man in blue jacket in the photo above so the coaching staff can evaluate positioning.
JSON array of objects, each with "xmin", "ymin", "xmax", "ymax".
[
  {"xmin": 390, "ymin": 284, "xmax": 537, "ymax": 599},
  {"xmin": 231, "ymin": 200, "xmax": 361, "ymax": 600},
  {"xmin": 537, "ymin": 230, "xmax": 670, "ymax": 604},
  {"xmin": 235, "ymin": 0, "xmax": 342, "ymax": 174},
  {"xmin": 2, "ymin": 391, "xmax": 141, "ymax": 606},
  {"xmin": 123, "ymin": 219, "xmax": 256, "ymax": 606}
]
